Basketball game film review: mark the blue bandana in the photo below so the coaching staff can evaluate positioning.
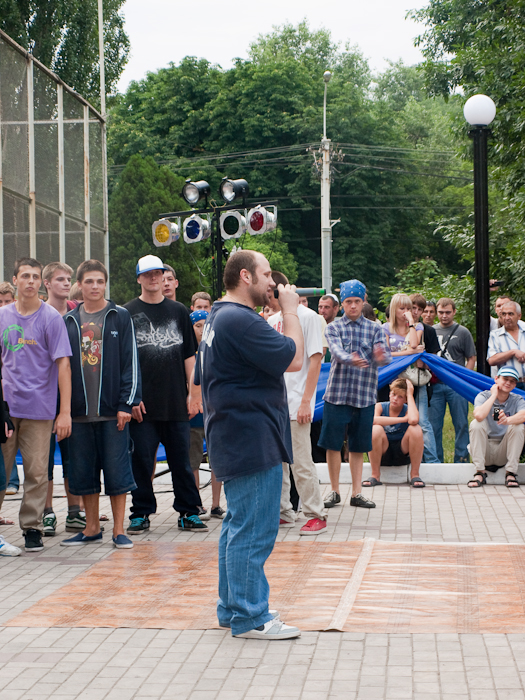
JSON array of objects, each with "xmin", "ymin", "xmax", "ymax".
[
  {"xmin": 340, "ymin": 279, "xmax": 366, "ymax": 302},
  {"xmin": 190, "ymin": 310, "xmax": 208, "ymax": 325}
]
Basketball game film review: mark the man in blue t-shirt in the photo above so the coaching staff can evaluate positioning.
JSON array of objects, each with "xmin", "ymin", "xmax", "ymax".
[{"xmin": 193, "ymin": 250, "xmax": 304, "ymax": 640}]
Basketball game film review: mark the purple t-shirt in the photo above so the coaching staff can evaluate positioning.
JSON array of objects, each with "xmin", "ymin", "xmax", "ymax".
[
  {"xmin": 383, "ymin": 322, "xmax": 423, "ymax": 352},
  {"xmin": 0, "ymin": 302, "xmax": 72, "ymax": 420}
]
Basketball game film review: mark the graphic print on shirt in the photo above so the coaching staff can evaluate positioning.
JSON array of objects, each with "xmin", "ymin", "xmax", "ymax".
[
  {"xmin": 437, "ymin": 333, "xmax": 457, "ymax": 362},
  {"xmin": 131, "ymin": 312, "xmax": 183, "ymax": 350},
  {"xmin": 81, "ymin": 321, "xmax": 102, "ymax": 369},
  {"xmin": 3, "ymin": 324, "xmax": 37, "ymax": 352}
]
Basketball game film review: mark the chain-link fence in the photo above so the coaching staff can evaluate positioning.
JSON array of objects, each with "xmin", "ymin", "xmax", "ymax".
[{"xmin": 0, "ymin": 30, "xmax": 108, "ymax": 285}]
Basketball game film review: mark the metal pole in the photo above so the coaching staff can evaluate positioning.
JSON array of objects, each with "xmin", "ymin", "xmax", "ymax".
[
  {"xmin": 57, "ymin": 84, "xmax": 66, "ymax": 261},
  {"xmin": 470, "ymin": 126, "xmax": 490, "ymax": 376},
  {"xmin": 97, "ymin": 0, "xmax": 106, "ymax": 117},
  {"xmin": 214, "ymin": 211, "xmax": 222, "ymax": 300},
  {"xmin": 321, "ymin": 72, "xmax": 332, "ymax": 294},
  {"xmin": 320, "ymin": 138, "xmax": 332, "ymax": 294},
  {"xmin": 83, "ymin": 104, "xmax": 90, "ymax": 260},
  {"xmin": 27, "ymin": 58, "xmax": 36, "ymax": 258}
]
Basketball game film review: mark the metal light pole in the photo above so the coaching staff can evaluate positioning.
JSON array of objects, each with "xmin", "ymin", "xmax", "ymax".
[
  {"xmin": 320, "ymin": 70, "xmax": 332, "ymax": 294},
  {"xmin": 464, "ymin": 94, "xmax": 496, "ymax": 376}
]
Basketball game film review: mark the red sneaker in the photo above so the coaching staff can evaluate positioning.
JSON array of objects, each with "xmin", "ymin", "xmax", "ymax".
[
  {"xmin": 299, "ymin": 518, "xmax": 327, "ymax": 536},
  {"xmin": 279, "ymin": 518, "xmax": 295, "ymax": 528}
]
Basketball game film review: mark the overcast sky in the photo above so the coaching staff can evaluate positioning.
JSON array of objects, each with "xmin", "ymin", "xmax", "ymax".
[{"xmin": 117, "ymin": 0, "xmax": 429, "ymax": 92}]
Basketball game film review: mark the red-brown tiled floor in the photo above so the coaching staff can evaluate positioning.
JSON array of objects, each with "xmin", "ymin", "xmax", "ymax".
[{"xmin": 7, "ymin": 540, "xmax": 525, "ymax": 632}]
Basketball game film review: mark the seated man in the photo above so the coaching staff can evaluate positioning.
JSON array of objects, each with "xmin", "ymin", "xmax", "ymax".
[
  {"xmin": 468, "ymin": 366, "xmax": 525, "ymax": 488},
  {"xmin": 363, "ymin": 378, "xmax": 425, "ymax": 488}
]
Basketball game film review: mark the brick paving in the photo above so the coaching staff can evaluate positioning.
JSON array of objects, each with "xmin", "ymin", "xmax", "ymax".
[{"xmin": 1, "ymin": 483, "xmax": 525, "ymax": 699}]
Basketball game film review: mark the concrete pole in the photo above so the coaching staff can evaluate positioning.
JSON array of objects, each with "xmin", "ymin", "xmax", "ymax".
[{"xmin": 321, "ymin": 71, "xmax": 332, "ymax": 294}]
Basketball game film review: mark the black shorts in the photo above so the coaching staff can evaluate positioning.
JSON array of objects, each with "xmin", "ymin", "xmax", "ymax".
[{"xmin": 381, "ymin": 439, "xmax": 410, "ymax": 467}]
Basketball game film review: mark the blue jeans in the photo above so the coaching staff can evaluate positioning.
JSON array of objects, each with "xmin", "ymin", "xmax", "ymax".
[
  {"xmin": 7, "ymin": 462, "xmax": 19, "ymax": 489},
  {"xmin": 218, "ymin": 465, "xmax": 282, "ymax": 636},
  {"xmin": 415, "ymin": 386, "xmax": 439, "ymax": 463},
  {"xmin": 428, "ymin": 382, "xmax": 469, "ymax": 462}
]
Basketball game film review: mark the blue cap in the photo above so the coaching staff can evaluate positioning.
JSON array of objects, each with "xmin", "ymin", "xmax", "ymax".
[
  {"xmin": 497, "ymin": 366, "xmax": 519, "ymax": 381},
  {"xmin": 190, "ymin": 310, "xmax": 208, "ymax": 325},
  {"xmin": 340, "ymin": 279, "xmax": 366, "ymax": 302}
]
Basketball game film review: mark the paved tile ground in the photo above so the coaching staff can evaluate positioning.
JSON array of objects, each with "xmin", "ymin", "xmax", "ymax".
[{"xmin": 1, "ymin": 482, "xmax": 525, "ymax": 699}]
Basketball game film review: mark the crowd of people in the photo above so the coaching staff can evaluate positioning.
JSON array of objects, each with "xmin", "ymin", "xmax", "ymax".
[{"xmin": 0, "ymin": 250, "xmax": 523, "ymax": 641}]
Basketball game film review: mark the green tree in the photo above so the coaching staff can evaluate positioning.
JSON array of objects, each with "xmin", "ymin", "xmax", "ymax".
[
  {"xmin": 0, "ymin": 0, "xmax": 129, "ymax": 108},
  {"xmin": 108, "ymin": 22, "xmax": 467, "ymax": 303},
  {"xmin": 109, "ymin": 154, "xmax": 210, "ymax": 305}
]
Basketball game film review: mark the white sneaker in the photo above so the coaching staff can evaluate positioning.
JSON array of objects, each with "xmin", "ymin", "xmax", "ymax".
[
  {"xmin": 0, "ymin": 535, "xmax": 22, "ymax": 557},
  {"xmin": 234, "ymin": 619, "xmax": 301, "ymax": 640}
]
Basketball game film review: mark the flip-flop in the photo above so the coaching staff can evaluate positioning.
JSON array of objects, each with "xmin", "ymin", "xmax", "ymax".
[
  {"xmin": 362, "ymin": 477, "xmax": 382, "ymax": 487},
  {"xmin": 0, "ymin": 517, "xmax": 14, "ymax": 525},
  {"xmin": 410, "ymin": 477, "xmax": 425, "ymax": 488}
]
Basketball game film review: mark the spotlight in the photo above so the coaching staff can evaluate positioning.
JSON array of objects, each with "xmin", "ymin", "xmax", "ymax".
[
  {"xmin": 220, "ymin": 211, "xmax": 246, "ymax": 239},
  {"xmin": 247, "ymin": 205, "xmax": 277, "ymax": 235},
  {"xmin": 183, "ymin": 214, "xmax": 211, "ymax": 243},
  {"xmin": 151, "ymin": 219, "xmax": 180, "ymax": 247},
  {"xmin": 182, "ymin": 179, "xmax": 210, "ymax": 206},
  {"xmin": 219, "ymin": 178, "xmax": 249, "ymax": 203}
]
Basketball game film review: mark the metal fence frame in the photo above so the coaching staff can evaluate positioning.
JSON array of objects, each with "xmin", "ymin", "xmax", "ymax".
[{"xmin": 0, "ymin": 29, "xmax": 109, "ymax": 287}]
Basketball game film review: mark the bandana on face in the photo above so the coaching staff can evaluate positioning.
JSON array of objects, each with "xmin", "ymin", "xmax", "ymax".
[
  {"xmin": 339, "ymin": 279, "xmax": 366, "ymax": 302},
  {"xmin": 190, "ymin": 310, "xmax": 209, "ymax": 325}
]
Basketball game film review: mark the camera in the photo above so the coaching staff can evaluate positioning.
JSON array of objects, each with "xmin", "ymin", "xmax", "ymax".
[{"xmin": 493, "ymin": 407, "xmax": 501, "ymax": 421}]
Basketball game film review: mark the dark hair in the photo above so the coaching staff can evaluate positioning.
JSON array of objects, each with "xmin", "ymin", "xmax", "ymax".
[
  {"xmin": 410, "ymin": 293, "xmax": 426, "ymax": 310},
  {"xmin": 385, "ymin": 304, "xmax": 390, "ymax": 320},
  {"xmin": 76, "ymin": 259, "xmax": 108, "ymax": 283},
  {"xmin": 425, "ymin": 300, "xmax": 437, "ymax": 311},
  {"xmin": 223, "ymin": 250, "xmax": 259, "ymax": 291},
  {"xmin": 14, "ymin": 257, "xmax": 42, "ymax": 277},
  {"xmin": 271, "ymin": 271, "xmax": 289, "ymax": 287},
  {"xmin": 320, "ymin": 294, "xmax": 338, "ymax": 307},
  {"xmin": 362, "ymin": 302, "xmax": 377, "ymax": 322},
  {"xmin": 163, "ymin": 264, "xmax": 176, "ymax": 277}
]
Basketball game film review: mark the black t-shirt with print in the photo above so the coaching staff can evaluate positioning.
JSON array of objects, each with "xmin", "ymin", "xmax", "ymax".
[{"xmin": 124, "ymin": 298, "xmax": 197, "ymax": 422}]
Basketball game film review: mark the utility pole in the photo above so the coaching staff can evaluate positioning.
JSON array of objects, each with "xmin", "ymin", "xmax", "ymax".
[{"xmin": 320, "ymin": 71, "xmax": 332, "ymax": 294}]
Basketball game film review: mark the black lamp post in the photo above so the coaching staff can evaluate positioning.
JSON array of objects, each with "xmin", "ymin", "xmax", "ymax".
[{"xmin": 464, "ymin": 94, "xmax": 496, "ymax": 376}]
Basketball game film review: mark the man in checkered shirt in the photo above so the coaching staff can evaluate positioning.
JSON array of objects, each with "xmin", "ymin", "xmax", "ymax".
[{"xmin": 318, "ymin": 279, "xmax": 391, "ymax": 510}]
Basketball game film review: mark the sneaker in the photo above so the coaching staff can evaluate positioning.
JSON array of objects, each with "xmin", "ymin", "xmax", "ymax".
[
  {"xmin": 197, "ymin": 506, "xmax": 210, "ymax": 521},
  {"xmin": 24, "ymin": 528, "xmax": 44, "ymax": 552},
  {"xmin": 220, "ymin": 610, "xmax": 280, "ymax": 628},
  {"xmin": 279, "ymin": 518, "xmax": 295, "ymax": 528},
  {"xmin": 299, "ymin": 518, "xmax": 327, "ymax": 536},
  {"xmin": 42, "ymin": 512, "xmax": 57, "ymax": 537},
  {"xmin": 210, "ymin": 506, "xmax": 225, "ymax": 519},
  {"xmin": 5, "ymin": 486, "xmax": 18, "ymax": 496},
  {"xmin": 324, "ymin": 491, "xmax": 341, "ymax": 508},
  {"xmin": 0, "ymin": 535, "xmax": 21, "ymax": 557},
  {"xmin": 235, "ymin": 619, "xmax": 301, "ymax": 640},
  {"xmin": 350, "ymin": 493, "xmax": 376, "ymax": 509},
  {"xmin": 60, "ymin": 532, "xmax": 103, "ymax": 546},
  {"xmin": 127, "ymin": 516, "xmax": 150, "ymax": 534},
  {"xmin": 65, "ymin": 511, "xmax": 87, "ymax": 531},
  {"xmin": 178, "ymin": 514, "xmax": 209, "ymax": 531},
  {"xmin": 113, "ymin": 534, "xmax": 133, "ymax": 549}
]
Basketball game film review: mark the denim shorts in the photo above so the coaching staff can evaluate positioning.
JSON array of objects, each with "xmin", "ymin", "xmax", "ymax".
[
  {"xmin": 318, "ymin": 402, "xmax": 375, "ymax": 453},
  {"xmin": 68, "ymin": 420, "xmax": 136, "ymax": 496}
]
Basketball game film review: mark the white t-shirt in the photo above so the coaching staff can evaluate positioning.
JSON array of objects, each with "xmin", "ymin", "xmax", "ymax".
[{"xmin": 269, "ymin": 304, "xmax": 323, "ymax": 420}]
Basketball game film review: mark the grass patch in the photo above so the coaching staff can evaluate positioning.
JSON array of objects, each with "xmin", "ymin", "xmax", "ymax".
[{"xmin": 442, "ymin": 404, "xmax": 474, "ymax": 463}]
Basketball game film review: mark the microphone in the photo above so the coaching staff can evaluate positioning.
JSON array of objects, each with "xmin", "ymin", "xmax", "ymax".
[{"xmin": 273, "ymin": 287, "xmax": 326, "ymax": 299}]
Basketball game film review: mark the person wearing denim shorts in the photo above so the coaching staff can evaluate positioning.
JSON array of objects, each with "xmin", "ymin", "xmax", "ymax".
[
  {"xmin": 193, "ymin": 250, "xmax": 304, "ymax": 640},
  {"xmin": 319, "ymin": 279, "xmax": 391, "ymax": 510},
  {"xmin": 61, "ymin": 260, "xmax": 140, "ymax": 550}
]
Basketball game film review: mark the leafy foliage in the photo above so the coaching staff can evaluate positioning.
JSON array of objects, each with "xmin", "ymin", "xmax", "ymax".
[
  {"xmin": 108, "ymin": 23, "xmax": 469, "ymax": 305},
  {"xmin": 0, "ymin": 0, "xmax": 129, "ymax": 108}
]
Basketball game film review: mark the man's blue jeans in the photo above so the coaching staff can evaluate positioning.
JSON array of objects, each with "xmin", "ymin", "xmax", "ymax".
[
  {"xmin": 428, "ymin": 382, "xmax": 470, "ymax": 462},
  {"xmin": 218, "ymin": 464, "xmax": 281, "ymax": 636},
  {"xmin": 415, "ymin": 386, "xmax": 439, "ymax": 463}
]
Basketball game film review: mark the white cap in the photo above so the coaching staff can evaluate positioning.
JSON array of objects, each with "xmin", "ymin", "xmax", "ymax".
[{"xmin": 136, "ymin": 255, "xmax": 165, "ymax": 276}]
